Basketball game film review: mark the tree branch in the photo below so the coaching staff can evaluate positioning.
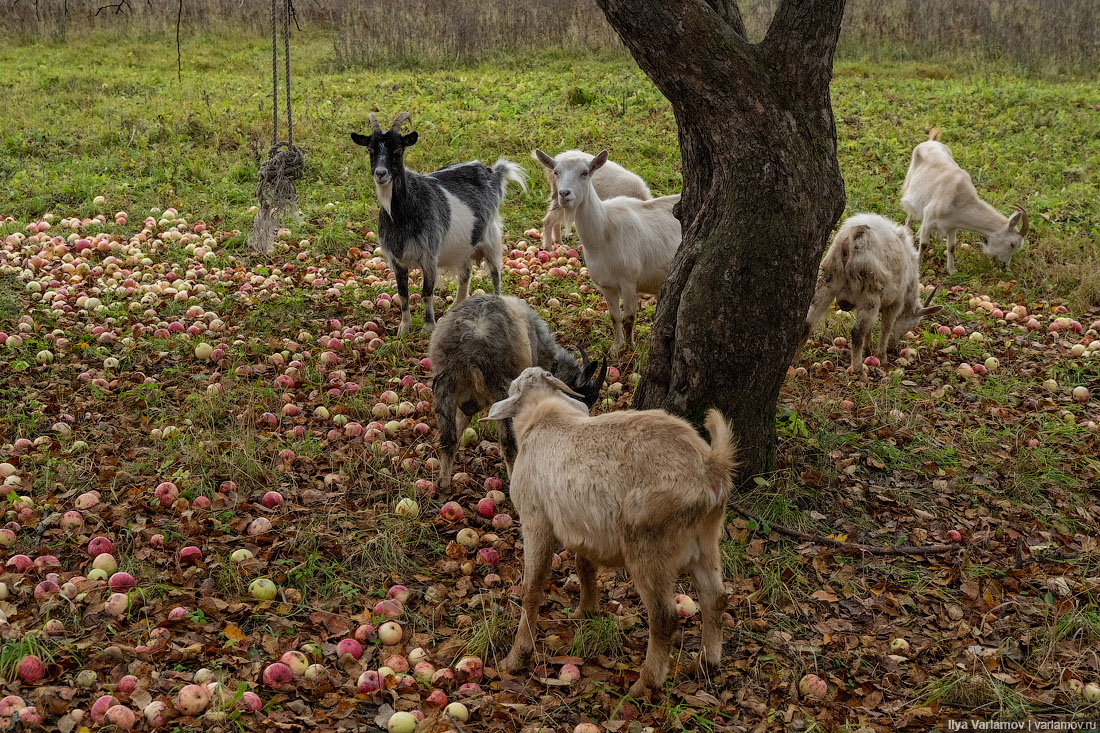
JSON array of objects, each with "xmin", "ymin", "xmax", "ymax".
[
  {"xmin": 595, "ymin": 0, "xmax": 755, "ymax": 105},
  {"xmin": 705, "ymin": 0, "xmax": 746, "ymax": 40},
  {"xmin": 762, "ymin": 0, "xmax": 846, "ymax": 89}
]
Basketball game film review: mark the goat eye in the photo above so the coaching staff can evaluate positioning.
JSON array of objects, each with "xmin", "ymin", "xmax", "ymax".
[{"xmin": 581, "ymin": 171, "xmax": 588, "ymax": 177}]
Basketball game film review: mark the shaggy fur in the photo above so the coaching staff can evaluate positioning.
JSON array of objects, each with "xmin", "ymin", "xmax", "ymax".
[
  {"xmin": 484, "ymin": 367, "xmax": 736, "ymax": 698},
  {"xmin": 800, "ymin": 213, "xmax": 942, "ymax": 369},
  {"xmin": 534, "ymin": 148, "xmax": 680, "ymax": 355},
  {"xmin": 351, "ymin": 112, "xmax": 527, "ymax": 334},
  {"xmin": 534, "ymin": 149, "xmax": 651, "ymax": 247},
  {"xmin": 428, "ymin": 295, "xmax": 605, "ymax": 490},
  {"xmin": 901, "ymin": 129, "xmax": 1029, "ymax": 274}
]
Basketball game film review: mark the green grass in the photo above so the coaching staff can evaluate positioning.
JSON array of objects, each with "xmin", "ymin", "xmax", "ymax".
[
  {"xmin": 1, "ymin": 33, "xmax": 1099, "ymax": 312},
  {"xmin": 567, "ymin": 614, "xmax": 625, "ymax": 659}
]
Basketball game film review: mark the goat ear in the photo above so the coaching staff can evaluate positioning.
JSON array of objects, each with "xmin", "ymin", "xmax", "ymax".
[
  {"xmin": 533, "ymin": 148, "xmax": 556, "ymax": 170},
  {"xmin": 589, "ymin": 150, "xmax": 609, "ymax": 173},
  {"xmin": 920, "ymin": 305, "xmax": 943, "ymax": 317},
  {"xmin": 1006, "ymin": 208, "xmax": 1027, "ymax": 235},
  {"xmin": 541, "ymin": 372, "xmax": 585, "ymax": 398},
  {"xmin": 483, "ymin": 394, "xmax": 521, "ymax": 421},
  {"xmin": 402, "ymin": 131, "xmax": 418, "ymax": 147},
  {"xmin": 350, "ymin": 132, "xmax": 372, "ymax": 147}
]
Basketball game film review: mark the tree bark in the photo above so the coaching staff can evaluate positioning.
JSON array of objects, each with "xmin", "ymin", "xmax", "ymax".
[{"xmin": 595, "ymin": 0, "xmax": 847, "ymax": 481}]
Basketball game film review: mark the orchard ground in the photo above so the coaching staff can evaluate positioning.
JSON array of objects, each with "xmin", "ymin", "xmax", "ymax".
[{"xmin": 1, "ymin": 30, "xmax": 1099, "ymax": 732}]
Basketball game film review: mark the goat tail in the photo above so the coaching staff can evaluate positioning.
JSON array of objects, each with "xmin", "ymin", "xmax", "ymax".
[
  {"xmin": 703, "ymin": 409, "xmax": 738, "ymax": 505},
  {"xmin": 492, "ymin": 158, "xmax": 529, "ymax": 198},
  {"xmin": 928, "ymin": 127, "xmax": 942, "ymax": 141}
]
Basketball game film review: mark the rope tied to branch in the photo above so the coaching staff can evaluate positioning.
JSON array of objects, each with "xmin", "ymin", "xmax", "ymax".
[{"xmin": 249, "ymin": 0, "xmax": 302, "ymax": 253}]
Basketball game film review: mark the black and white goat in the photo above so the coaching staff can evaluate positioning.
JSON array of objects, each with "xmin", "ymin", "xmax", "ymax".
[{"xmin": 351, "ymin": 112, "xmax": 527, "ymax": 335}]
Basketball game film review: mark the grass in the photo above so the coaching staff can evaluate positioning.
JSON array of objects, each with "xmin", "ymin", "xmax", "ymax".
[
  {"xmin": 1, "ymin": 34, "xmax": 1099, "ymax": 314},
  {"xmin": 567, "ymin": 614, "xmax": 625, "ymax": 659}
]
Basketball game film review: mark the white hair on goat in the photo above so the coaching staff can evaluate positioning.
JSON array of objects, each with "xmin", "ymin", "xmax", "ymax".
[
  {"xmin": 483, "ymin": 366, "xmax": 736, "ymax": 698},
  {"xmin": 351, "ymin": 112, "xmax": 527, "ymax": 335},
  {"xmin": 901, "ymin": 128, "xmax": 1029, "ymax": 274},
  {"xmin": 533, "ymin": 149, "xmax": 651, "ymax": 247},
  {"xmin": 533, "ymin": 149, "xmax": 680, "ymax": 355},
  {"xmin": 799, "ymin": 213, "xmax": 943, "ymax": 370}
]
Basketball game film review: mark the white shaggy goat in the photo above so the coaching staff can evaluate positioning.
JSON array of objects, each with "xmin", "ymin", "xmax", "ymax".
[
  {"xmin": 483, "ymin": 367, "xmax": 736, "ymax": 698},
  {"xmin": 534, "ymin": 149, "xmax": 651, "ymax": 247},
  {"xmin": 901, "ymin": 129, "xmax": 1029, "ymax": 274},
  {"xmin": 800, "ymin": 213, "xmax": 942, "ymax": 370},
  {"xmin": 351, "ymin": 112, "xmax": 527, "ymax": 335},
  {"xmin": 533, "ymin": 149, "xmax": 680, "ymax": 356}
]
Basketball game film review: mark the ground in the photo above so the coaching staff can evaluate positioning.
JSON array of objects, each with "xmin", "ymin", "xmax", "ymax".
[{"xmin": 0, "ymin": 30, "xmax": 1099, "ymax": 733}]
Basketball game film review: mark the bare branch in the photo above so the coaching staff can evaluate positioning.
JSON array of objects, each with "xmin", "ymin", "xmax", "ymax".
[
  {"xmin": 176, "ymin": 0, "xmax": 183, "ymax": 82},
  {"xmin": 94, "ymin": 0, "xmax": 131, "ymax": 16}
]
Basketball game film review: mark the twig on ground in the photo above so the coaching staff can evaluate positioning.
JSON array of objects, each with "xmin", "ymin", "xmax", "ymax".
[{"xmin": 732, "ymin": 504, "xmax": 962, "ymax": 556}]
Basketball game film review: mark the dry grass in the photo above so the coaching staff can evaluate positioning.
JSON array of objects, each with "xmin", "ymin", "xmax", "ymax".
[{"xmin": 3, "ymin": 0, "xmax": 1098, "ymax": 74}]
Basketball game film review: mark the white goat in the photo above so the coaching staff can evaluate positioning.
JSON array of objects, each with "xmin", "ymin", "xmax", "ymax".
[
  {"xmin": 800, "ymin": 213, "xmax": 942, "ymax": 370},
  {"xmin": 533, "ymin": 149, "xmax": 680, "ymax": 355},
  {"xmin": 901, "ymin": 129, "xmax": 1029, "ymax": 274},
  {"xmin": 484, "ymin": 367, "xmax": 736, "ymax": 698},
  {"xmin": 534, "ymin": 149, "xmax": 651, "ymax": 247}
]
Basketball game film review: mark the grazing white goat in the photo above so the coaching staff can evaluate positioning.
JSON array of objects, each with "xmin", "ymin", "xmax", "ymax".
[
  {"xmin": 800, "ymin": 213, "xmax": 942, "ymax": 370},
  {"xmin": 533, "ymin": 149, "xmax": 681, "ymax": 355},
  {"xmin": 901, "ymin": 129, "xmax": 1029, "ymax": 274},
  {"xmin": 484, "ymin": 367, "xmax": 736, "ymax": 698},
  {"xmin": 534, "ymin": 149, "xmax": 651, "ymax": 247}
]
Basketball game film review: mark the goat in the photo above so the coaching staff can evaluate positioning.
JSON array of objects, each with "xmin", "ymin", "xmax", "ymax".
[
  {"xmin": 901, "ymin": 129, "xmax": 1029, "ymax": 274},
  {"xmin": 428, "ymin": 295, "xmax": 605, "ymax": 491},
  {"xmin": 534, "ymin": 149, "xmax": 651, "ymax": 248},
  {"xmin": 799, "ymin": 213, "xmax": 942, "ymax": 370},
  {"xmin": 533, "ymin": 149, "xmax": 680, "ymax": 356},
  {"xmin": 351, "ymin": 112, "xmax": 527, "ymax": 335},
  {"xmin": 483, "ymin": 367, "xmax": 736, "ymax": 698}
]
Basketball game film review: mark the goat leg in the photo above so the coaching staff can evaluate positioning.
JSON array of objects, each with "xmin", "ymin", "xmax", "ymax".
[
  {"xmin": 627, "ymin": 555, "xmax": 677, "ymax": 698},
  {"xmin": 421, "ymin": 264, "xmax": 438, "ymax": 333},
  {"xmin": 572, "ymin": 555, "xmax": 600, "ymax": 618},
  {"xmin": 455, "ymin": 261, "xmax": 472, "ymax": 306},
  {"xmin": 503, "ymin": 524, "xmax": 555, "ymax": 673},
  {"xmin": 689, "ymin": 534, "xmax": 727, "ymax": 677},
  {"xmin": 394, "ymin": 264, "xmax": 412, "ymax": 336}
]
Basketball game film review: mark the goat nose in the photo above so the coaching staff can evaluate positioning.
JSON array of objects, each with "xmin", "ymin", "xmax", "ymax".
[{"xmin": 559, "ymin": 189, "xmax": 571, "ymax": 198}]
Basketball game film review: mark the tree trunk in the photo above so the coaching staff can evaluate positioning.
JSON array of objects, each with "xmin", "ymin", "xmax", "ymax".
[{"xmin": 595, "ymin": 0, "xmax": 847, "ymax": 481}]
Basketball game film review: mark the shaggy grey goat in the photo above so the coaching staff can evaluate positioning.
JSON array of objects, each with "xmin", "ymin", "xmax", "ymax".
[
  {"xmin": 351, "ymin": 111, "xmax": 527, "ymax": 335},
  {"xmin": 428, "ymin": 294, "xmax": 606, "ymax": 491}
]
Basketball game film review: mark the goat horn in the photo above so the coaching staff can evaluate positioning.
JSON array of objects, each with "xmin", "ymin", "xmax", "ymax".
[
  {"xmin": 923, "ymin": 285, "xmax": 938, "ymax": 308},
  {"xmin": 391, "ymin": 112, "xmax": 411, "ymax": 132},
  {"xmin": 368, "ymin": 113, "xmax": 382, "ymax": 133},
  {"xmin": 579, "ymin": 347, "xmax": 589, "ymax": 367},
  {"xmin": 594, "ymin": 358, "xmax": 608, "ymax": 389},
  {"xmin": 1013, "ymin": 204, "xmax": 1029, "ymax": 237}
]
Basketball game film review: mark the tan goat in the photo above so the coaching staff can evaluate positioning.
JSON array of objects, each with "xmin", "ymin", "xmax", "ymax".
[{"xmin": 483, "ymin": 367, "xmax": 736, "ymax": 698}]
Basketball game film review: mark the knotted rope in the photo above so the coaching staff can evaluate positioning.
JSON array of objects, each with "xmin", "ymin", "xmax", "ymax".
[{"xmin": 248, "ymin": 0, "xmax": 303, "ymax": 253}]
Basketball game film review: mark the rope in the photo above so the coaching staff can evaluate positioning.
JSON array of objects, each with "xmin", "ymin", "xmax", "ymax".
[{"xmin": 248, "ymin": 0, "xmax": 303, "ymax": 253}]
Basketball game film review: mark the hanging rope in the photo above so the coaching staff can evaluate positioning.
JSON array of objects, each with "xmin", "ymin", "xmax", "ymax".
[{"xmin": 248, "ymin": 0, "xmax": 303, "ymax": 253}]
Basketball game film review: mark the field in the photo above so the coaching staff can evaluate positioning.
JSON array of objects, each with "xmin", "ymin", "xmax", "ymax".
[{"xmin": 1, "ymin": 28, "xmax": 1099, "ymax": 732}]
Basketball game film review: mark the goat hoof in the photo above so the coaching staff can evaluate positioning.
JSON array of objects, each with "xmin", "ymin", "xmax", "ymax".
[
  {"xmin": 500, "ymin": 650, "xmax": 529, "ymax": 674},
  {"xmin": 626, "ymin": 679, "xmax": 656, "ymax": 700},
  {"xmin": 688, "ymin": 654, "xmax": 717, "ymax": 678}
]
